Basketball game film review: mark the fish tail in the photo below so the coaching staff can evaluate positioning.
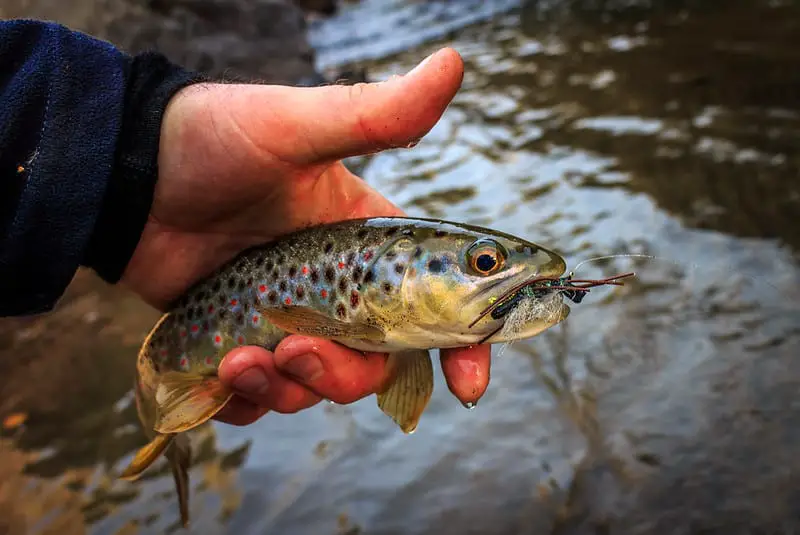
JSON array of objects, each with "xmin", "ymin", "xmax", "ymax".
[
  {"xmin": 119, "ymin": 432, "xmax": 175, "ymax": 481},
  {"xmin": 167, "ymin": 433, "xmax": 192, "ymax": 528}
]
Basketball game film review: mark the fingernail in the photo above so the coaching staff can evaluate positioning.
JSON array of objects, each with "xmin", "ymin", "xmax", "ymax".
[
  {"xmin": 408, "ymin": 50, "xmax": 437, "ymax": 76},
  {"xmin": 281, "ymin": 353, "xmax": 324, "ymax": 382},
  {"xmin": 232, "ymin": 367, "xmax": 269, "ymax": 396}
]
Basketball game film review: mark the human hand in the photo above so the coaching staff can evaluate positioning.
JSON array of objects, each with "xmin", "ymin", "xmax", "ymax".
[{"xmin": 122, "ymin": 48, "xmax": 491, "ymax": 425}]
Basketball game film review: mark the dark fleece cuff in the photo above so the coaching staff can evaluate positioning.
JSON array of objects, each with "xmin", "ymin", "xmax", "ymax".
[{"xmin": 84, "ymin": 52, "xmax": 207, "ymax": 283}]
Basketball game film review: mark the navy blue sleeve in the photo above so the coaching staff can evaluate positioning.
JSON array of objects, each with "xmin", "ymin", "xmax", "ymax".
[{"xmin": 0, "ymin": 20, "xmax": 204, "ymax": 317}]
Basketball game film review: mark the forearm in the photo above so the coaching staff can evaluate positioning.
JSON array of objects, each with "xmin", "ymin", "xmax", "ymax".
[{"xmin": 0, "ymin": 20, "xmax": 201, "ymax": 316}]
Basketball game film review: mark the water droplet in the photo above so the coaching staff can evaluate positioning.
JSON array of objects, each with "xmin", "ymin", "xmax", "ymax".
[
  {"xmin": 327, "ymin": 399, "xmax": 337, "ymax": 405},
  {"xmin": 405, "ymin": 139, "xmax": 420, "ymax": 149},
  {"xmin": 462, "ymin": 401, "xmax": 477, "ymax": 410}
]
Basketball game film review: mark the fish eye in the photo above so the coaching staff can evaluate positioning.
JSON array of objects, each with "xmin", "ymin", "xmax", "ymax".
[{"xmin": 467, "ymin": 239, "xmax": 506, "ymax": 276}]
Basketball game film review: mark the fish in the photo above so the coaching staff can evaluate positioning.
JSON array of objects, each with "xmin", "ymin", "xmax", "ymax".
[{"xmin": 118, "ymin": 216, "xmax": 573, "ymax": 527}]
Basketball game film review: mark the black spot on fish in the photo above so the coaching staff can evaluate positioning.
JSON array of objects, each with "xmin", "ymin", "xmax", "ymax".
[
  {"xmin": 296, "ymin": 286, "xmax": 305, "ymax": 299},
  {"xmin": 363, "ymin": 270, "xmax": 375, "ymax": 284},
  {"xmin": 385, "ymin": 251, "xmax": 396, "ymax": 260},
  {"xmin": 325, "ymin": 266, "xmax": 336, "ymax": 283},
  {"xmin": 339, "ymin": 276, "xmax": 349, "ymax": 292},
  {"xmin": 268, "ymin": 291, "xmax": 278, "ymax": 303},
  {"xmin": 277, "ymin": 255, "xmax": 285, "ymax": 265},
  {"xmin": 428, "ymin": 258, "xmax": 445, "ymax": 273},
  {"xmin": 329, "ymin": 289, "xmax": 337, "ymax": 301},
  {"xmin": 336, "ymin": 303, "xmax": 347, "ymax": 318},
  {"xmin": 219, "ymin": 294, "xmax": 226, "ymax": 306},
  {"xmin": 237, "ymin": 280, "xmax": 246, "ymax": 292},
  {"xmin": 246, "ymin": 278, "xmax": 253, "ymax": 287},
  {"xmin": 270, "ymin": 270, "xmax": 279, "ymax": 281},
  {"xmin": 385, "ymin": 227, "xmax": 397, "ymax": 237},
  {"xmin": 401, "ymin": 228, "xmax": 414, "ymax": 237},
  {"xmin": 346, "ymin": 251, "xmax": 356, "ymax": 265},
  {"xmin": 227, "ymin": 277, "xmax": 237, "ymax": 289},
  {"xmin": 236, "ymin": 313, "xmax": 245, "ymax": 325},
  {"xmin": 279, "ymin": 281, "xmax": 288, "ymax": 292},
  {"xmin": 357, "ymin": 229, "xmax": 369, "ymax": 239},
  {"xmin": 383, "ymin": 282, "xmax": 392, "ymax": 294},
  {"xmin": 353, "ymin": 265, "xmax": 363, "ymax": 281},
  {"xmin": 187, "ymin": 308, "xmax": 195, "ymax": 321},
  {"xmin": 310, "ymin": 268, "xmax": 319, "ymax": 284},
  {"xmin": 265, "ymin": 259, "xmax": 274, "ymax": 271},
  {"xmin": 434, "ymin": 229, "xmax": 447, "ymax": 237},
  {"xmin": 324, "ymin": 242, "xmax": 334, "ymax": 254},
  {"xmin": 212, "ymin": 280, "xmax": 221, "ymax": 292},
  {"xmin": 255, "ymin": 256, "xmax": 265, "ymax": 268},
  {"xmin": 289, "ymin": 266, "xmax": 297, "ymax": 278},
  {"xmin": 350, "ymin": 290, "xmax": 360, "ymax": 308},
  {"xmin": 219, "ymin": 309, "xmax": 227, "ymax": 319},
  {"xmin": 394, "ymin": 263, "xmax": 405, "ymax": 274},
  {"xmin": 413, "ymin": 246, "xmax": 423, "ymax": 259}
]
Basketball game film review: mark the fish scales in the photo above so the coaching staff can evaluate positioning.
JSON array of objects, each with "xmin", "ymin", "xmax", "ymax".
[{"xmin": 143, "ymin": 219, "xmax": 454, "ymax": 376}]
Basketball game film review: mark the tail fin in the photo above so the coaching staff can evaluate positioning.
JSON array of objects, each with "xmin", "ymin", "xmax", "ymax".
[
  {"xmin": 119, "ymin": 433, "xmax": 175, "ymax": 480},
  {"xmin": 167, "ymin": 433, "xmax": 192, "ymax": 528}
]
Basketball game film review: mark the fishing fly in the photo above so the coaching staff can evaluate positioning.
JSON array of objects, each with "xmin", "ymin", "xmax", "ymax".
[{"xmin": 469, "ymin": 271, "xmax": 636, "ymax": 330}]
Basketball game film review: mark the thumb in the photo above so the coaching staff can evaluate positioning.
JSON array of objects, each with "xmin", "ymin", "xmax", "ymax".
[{"xmin": 230, "ymin": 47, "xmax": 464, "ymax": 165}]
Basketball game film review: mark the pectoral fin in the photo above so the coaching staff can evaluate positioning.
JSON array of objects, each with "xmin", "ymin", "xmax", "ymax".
[
  {"xmin": 154, "ymin": 372, "xmax": 234, "ymax": 434},
  {"xmin": 119, "ymin": 433, "xmax": 175, "ymax": 481},
  {"xmin": 167, "ymin": 433, "xmax": 192, "ymax": 528},
  {"xmin": 259, "ymin": 305, "xmax": 385, "ymax": 341},
  {"xmin": 376, "ymin": 350, "xmax": 434, "ymax": 434}
]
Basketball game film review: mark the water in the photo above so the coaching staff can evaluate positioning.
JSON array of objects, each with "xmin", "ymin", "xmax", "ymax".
[{"xmin": 2, "ymin": 1, "xmax": 800, "ymax": 533}]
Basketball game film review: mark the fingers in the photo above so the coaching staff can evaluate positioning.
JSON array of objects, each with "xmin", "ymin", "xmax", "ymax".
[
  {"xmin": 272, "ymin": 336, "xmax": 388, "ymax": 404},
  {"xmin": 440, "ymin": 345, "xmax": 492, "ymax": 407},
  {"xmin": 214, "ymin": 338, "xmax": 389, "ymax": 425},
  {"xmin": 215, "ymin": 345, "xmax": 321, "ymax": 425}
]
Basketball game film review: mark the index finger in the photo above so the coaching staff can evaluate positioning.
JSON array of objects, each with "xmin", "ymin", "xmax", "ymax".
[{"xmin": 440, "ymin": 345, "xmax": 492, "ymax": 407}]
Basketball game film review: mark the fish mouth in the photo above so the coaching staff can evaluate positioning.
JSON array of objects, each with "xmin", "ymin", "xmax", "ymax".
[{"xmin": 469, "ymin": 271, "xmax": 636, "ymax": 343}]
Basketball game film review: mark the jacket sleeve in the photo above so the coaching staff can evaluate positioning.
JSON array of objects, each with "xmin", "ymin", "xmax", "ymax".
[{"xmin": 0, "ymin": 20, "xmax": 204, "ymax": 317}]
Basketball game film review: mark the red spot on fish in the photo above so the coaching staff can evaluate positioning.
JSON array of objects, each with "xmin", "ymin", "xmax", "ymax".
[
  {"xmin": 302, "ymin": 266, "xmax": 309, "ymax": 275},
  {"xmin": 230, "ymin": 298, "xmax": 238, "ymax": 307},
  {"xmin": 180, "ymin": 329, "xmax": 187, "ymax": 338},
  {"xmin": 237, "ymin": 335, "xmax": 245, "ymax": 345},
  {"xmin": 284, "ymin": 297, "xmax": 292, "ymax": 305},
  {"xmin": 214, "ymin": 335, "xmax": 222, "ymax": 344},
  {"xmin": 180, "ymin": 357, "xmax": 188, "ymax": 368},
  {"xmin": 350, "ymin": 290, "xmax": 360, "ymax": 308},
  {"xmin": 191, "ymin": 324, "xmax": 199, "ymax": 333},
  {"xmin": 363, "ymin": 250, "xmax": 373, "ymax": 261},
  {"xmin": 252, "ymin": 314, "xmax": 259, "ymax": 323},
  {"xmin": 208, "ymin": 305, "xmax": 215, "ymax": 314},
  {"xmin": 338, "ymin": 261, "xmax": 345, "ymax": 269},
  {"xmin": 259, "ymin": 284, "xmax": 267, "ymax": 293},
  {"xmin": 205, "ymin": 356, "xmax": 213, "ymax": 365},
  {"xmin": 202, "ymin": 321, "xmax": 209, "ymax": 332},
  {"xmin": 320, "ymin": 289, "xmax": 328, "ymax": 298}
]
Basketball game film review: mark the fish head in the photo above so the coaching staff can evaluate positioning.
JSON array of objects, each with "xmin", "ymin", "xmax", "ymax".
[{"xmin": 366, "ymin": 219, "xmax": 570, "ymax": 348}]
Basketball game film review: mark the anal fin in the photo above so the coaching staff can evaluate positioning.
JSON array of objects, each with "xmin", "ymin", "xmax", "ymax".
[
  {"xmin": 376, "ymin": 350, "xmax": 434, "ymax": 434},
  {"xmin": 154, "ymin": 371, "xmax": 234, "ymax": 434},
  {"xmin": 120, "ymin": 433, "xmax": 175, "ymax": 481}
]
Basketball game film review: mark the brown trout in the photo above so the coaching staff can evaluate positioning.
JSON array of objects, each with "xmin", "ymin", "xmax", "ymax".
[{"xmin": 120, "ymin": 217, "xmax": 570, "ymax": 527}]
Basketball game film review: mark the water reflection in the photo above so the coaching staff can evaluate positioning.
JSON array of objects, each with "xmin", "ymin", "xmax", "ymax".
[{"xmin": 2, "ymin": 0, "xmax": 800, "ymax": 533}]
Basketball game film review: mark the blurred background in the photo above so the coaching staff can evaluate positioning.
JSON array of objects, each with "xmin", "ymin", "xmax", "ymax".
[{"xmin": 1, "ymin": 0, "xmax": 799, "ymax": 533}]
